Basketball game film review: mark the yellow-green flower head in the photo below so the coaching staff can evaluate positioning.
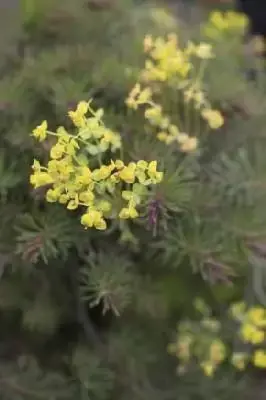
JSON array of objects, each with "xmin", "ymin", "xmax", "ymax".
[
  {"xmin": 30, "ymin": 171, "xmax": 54, "ymax": 188},
  {"xmin": 240, "ymin": 322, "xmax": 265, "ymax": 345},
  {"xmin": 209, "ymin": 340, "xmax": 226, "ymax": 364},
  {"xmin": 200, "ymin": 361, "xmax": 215, "ymax": 377},
  {"xmin": 119, "ymin": 207, "xmax": 139, "ymax": 219},
  {"xmin": 247, "ymin": 307, "xmax": 266, "ymax": 328},
  {"xmin": 68, "ymin": 101, "xmax": 89, "ymax": 128},
  {"xmin": 50, "ymin": 143, "xmax": 65, "ymax": 160},
  {"xmin": 229, "ymin": 301, "xmax": 246, "ymax": 320},
  {"xmin": 253, "ymin": 350, "xmax": 266, "ymax": 369},
  {"xmin": 195, "ymin": 43, "xmax": 214, "ymax": 60},
  {"xmin": 79, "ymin": 190, "xmax": 95, "ymax": 206},
  {"xmin": 147, "ymin": 161, "xmax": 163, "ymax": 184},
  {"xmin": 32, "ymin": 120, "xmax": 47, "ymax": 142},
  {"xmin": 201, "ymin": 109, "xmax": 224, "ymax": 130},
  {"xmin": 203, "ymin": 11, "xmax": 248, "ymax": 39},
  {"xmin": 81, "ymin": 209, "xmax": 106, "ymax": 230},
  {"xmin": 119, "ymin": 163, "xmax": 137, "ymax": 184},
  {"xmin": 231, "ymin": 352, "xmax": 248, "ymax": 371}
]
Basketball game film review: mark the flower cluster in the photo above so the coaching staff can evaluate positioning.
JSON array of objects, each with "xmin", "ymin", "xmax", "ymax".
[
  {"xmin": 30, "ymin": 101, "xmax": 163, "ymax": 230},
  {"xmin": 168, "ymin": 298, "xmax": 226, "ymax": 377},
  {"xmin": 202, "ymin": 10, "xmax": 248, "ymax": 40},
  {"xmin": 230, "ymin": 302, "xmax": 266, "ymax": 368},
  {"xmin": 168, "ymin": 299, "xmax": 266, "ymax": 377},
  {"xmin": 126, "ymin": 33, "xmax": 224, "ymax": 153}
]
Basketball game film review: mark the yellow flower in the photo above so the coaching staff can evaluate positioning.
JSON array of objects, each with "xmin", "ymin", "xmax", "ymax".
[
  {"xmin": 176, "ymin": 335, "xmax": 193, "ymax": 362},
  {"xmin": 46, "ymin": 188, "xmax": 60, "ymax": 203},
  {"xmin": 67, "ymin": 196, "xmax": 79, "ymax": 210},
  {"xmin": 59, "ymin": 194, "xmax": 69, "ymax": 204},
  {"xmin": 231, "ymin": 353, "xmax": 248, "ymax": 371},
  {"xmin": 240, "ymin": 323, "xmax": 265, "ymax": 344},
  {"xmin": 77, "ymin": 167, "xmax": 92, "ymax": 185},
  {"xmin": 201, "ymin": 109, "xmax": 224, "ymax": 129},
  {"xmin": 210, "ymin": 11, "xmax": 228, "ymax": 31},
  {"xmin": 92, "ymin": 165, "xmax": 113, "ymax": 181},
  {"xmin": 32, "ymin": 159, "xmax": 41, "ymax": 173},
  {"xmin": 79, "ymin": 191, "xmax": 95, "ymax": 205},
  {"xmin": 209, "ymin": 340, "xmax": 226, "ymax": 363},
  {"xmin": 66, "ymin": 139, "xmax": 79, "ymax": 156},
  {"xmin": 32, "ymin": 120, "xmax": 47, "ymax": 142},
  {"xmin": 128, "ymin": 207, "xmax": 139, "ymax": 218},
  {"xmin": 138, "ymin": 88, "xmax": 152, "ymax": 104},
  {"xmin": 144, "ymin": 34, "xmax": 153, "ymax": 52},
  {"xmin": 247, "ymin": 307, "xmax": 266, "ymax": 328},
  {"xmin": 229, "ymin": 302, "xmax": 246, "ymax": 320},
  {"xmin": 157, "ymin": 132, "xmax": 168, "ymax": 142},
  {"xmin": 50, "ymin": 144, "xmax": 65, "ymax": 160},
  {"xmin": 252, "ymin": 36, "xmax": 265, "ymax": 55},
  {"xmin": 200, "ymin": 361, "xmax": 215, "ymax": 377},
  {"xmin": 147, "ymin": 161, "xmax": 163, "ymax": 183},
  {"xmin": 144, "ymin": 106, "xmax": 162, "ymax": 124},
  {"xmin": 126, "ymin": 84, "xmax": 141, "ymax": 109},
  {"xmin": 76, "ymin": 101, "xmax": 89, "ymax": 116},
  {"xmin": 195, "ymin": 43, "xmax": 213, "ymax": 59},
  {"xmin": 115, "ymin": 160, "xmax": 124, "ymax": 170},
  {"xmin": 97, "ymin": 200, "xmax": 112, "ymax": 213},
  {"xmin": 119, "ymin": 207, "xmax": 139, "ymax": 219},
  {"xmin": 68, "ymin": 101, "xmax": 88, "ymax": 129},
  {"xmin": 119, "ymin": 208, "xmax": 130, "ymax": 219},
  {"xmin": 136, "ymin": 160, "xmax": 148, "ymax": 170},
  {"xmin": 119, "ymin": 164, "xmax": 136, "ymax": 184},
  {"xmin": 30, "ymin": 172, "xmax": 54, "ymax": 188},
  {"xmin": 81, "ymin": 209, "xmax": 106, "ymax": 230},
  {"xmin": 253, "ymin": 350, "xmax": 266, "ymax": 369},
  {"xmin": 179, "ymin": 137, "xmax": 198, "ymax": 153}
]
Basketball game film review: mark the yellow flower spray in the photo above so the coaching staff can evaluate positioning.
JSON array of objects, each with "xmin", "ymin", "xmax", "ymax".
[
  {"xmin": 30, "ymin": 101, "xmax": 163, "ymax": 230},
  {"xmin": 126, "ymin": 32, "xmax": 225, "ymax": 153},
  {"xmin": 168, "ymin": 298, "xmax": 266, "ymax": 378}
]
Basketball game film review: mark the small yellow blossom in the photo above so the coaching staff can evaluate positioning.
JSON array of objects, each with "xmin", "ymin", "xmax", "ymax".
[
  {"xmin": 144, "ymin": 34, "xmax": 153, "ymax": 52},
  {"xmin": 231, "ymin": 353, "xmax": 248, "ymax": 371},
  {"xmin": 46, "ymin": 188, "xmax": 61, "ymax": 203},
  {"xmin": 201, "ymin": 361, "xmax": 215, "ymax": 377},
  {"xmin": 209, "ymin": 340, "xmax": 226, "ymax": 363},
  {"xmin": 201, "ymin": 109, "xmax": 224, "ymax": 129},
  {"xmin": 240, "ymin": 323, "xmax": 264, "ymax": 345},
  {"xmin": 32, "ymin": 120, "xmax": 47, "ymax": 142},
  {"xmin": 115, "ymin": 160, "xmax": 124, "ymax": 170},
  {"xmin": 79, "ymin": 191, "xmax": 95, "ymax": 205},
  {"xmin": 32, "ymin": 159, "xmax": 41, "ymax": 172},
  {"xmin": 229, "ymin": 301, "xmax": 246, "ymax": 320},
  {"xmin": 59, "ymin": 194, "xmax": 69, "ymax": 204},
  {"xmin": 195, "ymin": 43, "xmax": 213, "ymax": 59},
  {"xmin": 147, "ymin": 161, "xmax": 163, "ymax": 183},
  {"xmin": 50, "ymin": 144, "xmax": 65, "ymax": 160},
  {"xmin": 97, "ymin": 200, "xmax": 112, "ymax": 213},
  {"xmin": 247, "ymin": 307, "xmax": 266, "ymax": 328},
  {"xmin": 119, "ymin": 164, "xmax": 136, "ymax": 184},
  {"xmin": 30, "ymin": 172, "xmax": 54, "ymax": 188},
  {"xmin": 81, "ymin": 209, "xmax": 106, "ymax": 230},
  {"xmin": 119, "ymin": 207, "xmax": 139, "ymax": 219},
  {"xmin": 68, "ymin": 101, "xmax": 89, "ymax": 128},
  {"xmin": 253, "ymin": 350, "xmax": 266, "ymax": 369},
  {"xmin": 179, "ymin": 137, "xmax": 198, "ymax": 153}
]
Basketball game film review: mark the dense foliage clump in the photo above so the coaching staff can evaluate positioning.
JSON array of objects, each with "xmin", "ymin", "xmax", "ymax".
[{"xmin": 0, "ymin": 0, "xmax": 266, "ymax": 399}]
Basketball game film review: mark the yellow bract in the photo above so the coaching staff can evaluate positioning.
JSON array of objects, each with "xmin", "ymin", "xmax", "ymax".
[
  {"xmin": 253, "ymin": 350, "xmax": 266, "ymax": 368},
  {"xmin": 32, "ymin": 120, "xmax": 47, "ymax": 142}
]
